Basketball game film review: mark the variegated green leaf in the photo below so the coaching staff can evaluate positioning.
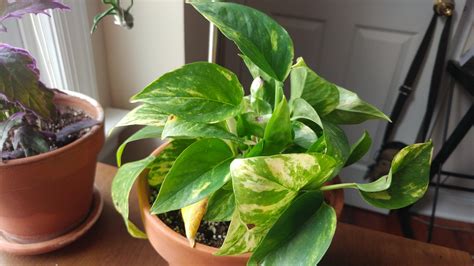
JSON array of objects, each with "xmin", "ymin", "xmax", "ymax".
[
  {"xmin": 230, "ymin": 153, "xmax": 336, "ymax": 229},
  {"xmin": 307, "ymin": 134, "xmax": 325, "ymax": 153},
  {"xmin": 115, "ymin": 104, "xmax": 168, "ymax": 128},
  {"xmin": 151, "ymin": 138, "xmax": 234, "ymax": 214},
  {"xmin": 292, "ymin": 120, "xmax": 317, "ymax": 150},
  {"xmin": 162, "ymin": 116, "xmax": 241, "ymax": 142},
  {"xmin": 309, "ymin": 121, "xmax": 350, "ymax": 170},
  {"xmin": 245, "ymin": 140, "xmax": 264, "ymax": 158},
  {"xmin": 249, "ymin": 77, "xmax": 272, "ymax": 115},
  {"xmin": 146, "ymin": 140, "xmax": 195, "ymax": 188},
  {"xmin": 357, "ymin": 174, "xmax": 392, "ymax": 192},
  {"xmin": 290, "ymin": 98, "xmax": 323, "ymax": 129},
  {"xmin": 192, "ymin": 2, "xmax": 294, "ymax": 81},
  {"xmin": 116, "ymin": 126, "xmax": 163, "ymax": 167},
  {"xmin": 251, "ymin": 98, "xmax": 272, "ymax": 116},
  {"xmin": 112, "ymin": 156, "xmax": 156, "ymax": 238},
  {"xmin": 243, "ymin": 55, "xmax": 281, "ymax": 109},
  {"xmin": 236, "ymin": 112, "xmax": 270, "ymax": 138},
  {"xmin": 250, "ymin": 198, "xmax": 336, "ymax": 266},
  {"xmin": 132, "ymin": 62, "xmax": 244, "ymax": 123},
  {"xmin": 324, "ymin": 86, "xmax": 390, "ymax": 124},
  {"xmin": 321, "ymin": 173, "xmax": 391, "ymax": 193},
  {"xmin": 262, "ymin": 97, "xmax": 292, "ymax": 155},
  {"xmin": 290, "ymin": 57, "xmax": 339, "ymax": 116},
  {"xmin": 361, "ymin": 142, "xmax": 433, "ymax": 209},
  {"xmin": 203, "ymin": 183, "xmax": 235, "ymax": 222},
  {"xmin": 345, "ymin": 130, "xmax": 372, "ymax": 167},
  {"xmin": 216, "ymin": 211, "xmax": 269, "ymax": 256}
]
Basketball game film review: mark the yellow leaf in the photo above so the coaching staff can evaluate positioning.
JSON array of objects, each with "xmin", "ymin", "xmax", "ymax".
[{"xmin": 181, "ymin": 198, "xmax": 209, "ymax": 247}]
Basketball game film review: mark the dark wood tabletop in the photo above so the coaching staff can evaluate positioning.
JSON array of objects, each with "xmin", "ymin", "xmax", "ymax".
[{"xmin": 0, "ymin": 163, "xmax": 471, "ymax": 265}]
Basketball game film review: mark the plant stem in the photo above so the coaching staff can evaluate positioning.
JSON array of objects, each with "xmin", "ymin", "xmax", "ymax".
[
  {"xmin": 225, "ymin": 117, "xmax": 239, "ymax": 155},
  {"xmin": 320, "ymin": 182, "xmax": 357, "ymax": 191}
]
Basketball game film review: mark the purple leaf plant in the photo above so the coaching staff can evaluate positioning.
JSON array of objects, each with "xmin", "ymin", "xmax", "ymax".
[
  {"xmin": 0, "ymin": 1, "xmax": 98, "ymax": 161},
  {"xmin": 0, "ymin": 0, "xmax": 69, "ymax": 32}
]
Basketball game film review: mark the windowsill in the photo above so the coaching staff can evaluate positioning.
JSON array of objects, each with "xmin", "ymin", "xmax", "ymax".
[{"xmin": 98, "ymin": 107, "xmax": 130, "ymax": 163}]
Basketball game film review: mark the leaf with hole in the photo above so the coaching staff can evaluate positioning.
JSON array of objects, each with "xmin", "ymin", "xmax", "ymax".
[{"xmin": 230, "ymin": 153, "xmax": 336, "ymax": 230}]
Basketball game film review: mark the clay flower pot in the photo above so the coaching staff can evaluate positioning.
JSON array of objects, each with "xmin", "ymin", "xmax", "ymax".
[
  {"xmin": 137, "ymin": 144, "xmax": 344, "ymax": 266},
  {"xmin": 0, "ymin": 91, "xmax": 105, "ymax": 243}
]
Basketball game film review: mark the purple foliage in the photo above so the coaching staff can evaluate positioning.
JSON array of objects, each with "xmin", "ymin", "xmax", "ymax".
[
  {"xmin": 0, "ymin": 149, "xmax": 25, "ymax": 161},
  {"xmin": 0, "ymin": 1, "xmax": 97, "ymax": 161},
  {"xmin": 0, "ymin": 43, "xmax": 40, "ymax": 77},
  {"xmin": 0, "ymin": 111, "xmax": 25, "ymax": 152},
  {"xmin": 13, "ymin": 124, "xmax": 50, "ymax": 156},
  {"xmin": 0, "ymin": 0, "xmax": 70, "ymax": 32},
  {"xmin": 56, "ymin": 118, "xmax": 99, "ymax": 145}
]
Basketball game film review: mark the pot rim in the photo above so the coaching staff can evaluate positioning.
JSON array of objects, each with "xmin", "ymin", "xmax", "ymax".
[
  {"xmin": 0, "ymin": 90, "xmax": 104, "ymax": 167},
  {"xmin": 137, "ymin": 142, "xmax": 250, "ymax": 257}
]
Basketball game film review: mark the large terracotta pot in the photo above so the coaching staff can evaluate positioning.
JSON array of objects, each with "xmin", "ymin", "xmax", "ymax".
[
  {"xmin": 137, "ymin": 144, "xmax": 344, "ymax": 266},
  {"xmin": 0, "ymin": 91, "xmax": 104, "ymax": 243}
]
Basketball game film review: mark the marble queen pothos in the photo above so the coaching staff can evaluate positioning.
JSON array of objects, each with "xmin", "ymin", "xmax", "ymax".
[{"xmin": 111, "ymin": 1, "xmax": 433, "ymax": 265}]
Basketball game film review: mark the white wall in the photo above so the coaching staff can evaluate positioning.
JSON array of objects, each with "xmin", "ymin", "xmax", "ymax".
[
  {"xmin": 86, "ymin": 0, "xmax": 112, "ymax": 107},
  {"xmin": 101, "ymin": 0, "xmax": 185, "ymax": 109}
]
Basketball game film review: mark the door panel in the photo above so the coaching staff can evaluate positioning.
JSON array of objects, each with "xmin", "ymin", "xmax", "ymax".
[{"xmin": 273, "ymin": 15, "xmax": 325, "ymax": 69}]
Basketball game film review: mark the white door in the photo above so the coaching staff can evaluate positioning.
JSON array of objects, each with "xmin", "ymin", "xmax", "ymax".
[{"xmin": 220, "ymin": 0, "xmax": 469, "ymax": 213}]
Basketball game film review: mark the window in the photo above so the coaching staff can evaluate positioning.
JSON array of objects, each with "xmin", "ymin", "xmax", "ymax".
[{"xmin": 0, "ymin": 0, "xmax": 99, "ymax": 99}]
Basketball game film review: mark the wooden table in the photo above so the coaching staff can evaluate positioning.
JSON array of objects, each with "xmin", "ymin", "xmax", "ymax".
[{"xmin": 0, "ymin": 163, "xmax": 471, "ymax": 265}]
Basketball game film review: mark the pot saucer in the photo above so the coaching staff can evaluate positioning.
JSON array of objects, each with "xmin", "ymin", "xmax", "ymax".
[{"xmin": 0, "ymin": 187, "xmax": 103, "ymax": 255}]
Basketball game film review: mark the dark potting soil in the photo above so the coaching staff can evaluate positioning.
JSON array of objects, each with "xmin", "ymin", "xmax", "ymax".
[
  {"xmin": 157, "ymin": 211, "xmax": 230, "ymax": 248},
  {"xmin": 2, "ymin": 107, "xmax": 93, "ymax": 160},
  {"xmin": 149, "ymin": 191, "xmax": 230, "ymax": 248}
]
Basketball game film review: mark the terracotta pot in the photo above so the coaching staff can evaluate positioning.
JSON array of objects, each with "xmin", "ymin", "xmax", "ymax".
[
  {"xmin": 137, "ymin": 144, "xmax": 344, "ymax": 265},
  {"xmin": 0, "ymin": 91, "xmax": 104, "ymax": 243}
]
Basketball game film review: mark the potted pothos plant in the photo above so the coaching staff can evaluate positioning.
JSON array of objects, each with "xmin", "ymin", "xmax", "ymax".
[
  {"xmin": 0, "ymin": 1, "xmax": 104, "ymax": 251},
  {"xmin": 112, "ymin": 2, "xmax": 432, "ymax": 265}
]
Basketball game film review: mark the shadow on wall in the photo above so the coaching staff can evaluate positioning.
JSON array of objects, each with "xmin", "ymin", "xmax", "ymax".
[{"xmin": 100, "ymin": 125, "xmax": 165, "ymax": 165}]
